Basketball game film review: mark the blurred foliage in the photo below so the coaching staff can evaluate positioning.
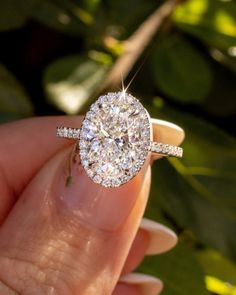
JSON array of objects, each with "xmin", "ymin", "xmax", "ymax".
[
  {"xmin": 152, "ymin": 36, "xmax": 212, "ymax": 103},
  {"xmin": 44, "ymin": 53, "xmax": 111, "ymax": 114},
  {"xmin": 173, "ymin": 0, "xmax": 236, "ymax": 49},
  {"xmin": 0, "ymin": 0, "xmax": 236, "ymax": 294},
  {"xmin": 149, "ymin": 102, "xmax": 236, "ymax": 260},
  {"xmin": 0, "ymin": 64, "xmax": 33, "ymax": 122}
]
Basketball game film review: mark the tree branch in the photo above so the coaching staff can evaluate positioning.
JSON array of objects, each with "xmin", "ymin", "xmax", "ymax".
[{"xmin": 100, "ymin": 0, "xmax": 180, "ymax": 92}]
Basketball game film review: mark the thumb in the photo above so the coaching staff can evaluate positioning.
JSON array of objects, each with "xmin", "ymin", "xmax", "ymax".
[{"xmin": 0, "ymin": 145, "xmax": 151, "ymax": 294}]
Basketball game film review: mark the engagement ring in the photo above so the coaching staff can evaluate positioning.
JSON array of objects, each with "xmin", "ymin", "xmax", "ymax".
[{"xmin": 56, "ymin": 92, "xmax": 183, "ymax": 187}]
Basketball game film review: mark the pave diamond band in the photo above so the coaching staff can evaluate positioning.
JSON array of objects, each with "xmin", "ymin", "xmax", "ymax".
[
  {"xmin": 57, "ymin": 126, "xmax": 183, "ymax": 158},
  {"xmin": 150, "ymin": 141, "xmax": 183, "ymax": 158},
  {"xmin": 57, "ymin": 126, "xmax": 80, "ymax": 139},
  {"xmin": 56, "ymin": 92, "xmax": 184, "ymax": 187}
]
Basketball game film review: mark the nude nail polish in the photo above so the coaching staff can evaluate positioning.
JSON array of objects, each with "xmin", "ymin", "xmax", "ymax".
[
  {"xmin": 140, "ymin": 218, "xmax": 177, "ymax": 255},
  {"xmin": 119, "ymin": 273, "xmax": 163, "ymax": 295}
]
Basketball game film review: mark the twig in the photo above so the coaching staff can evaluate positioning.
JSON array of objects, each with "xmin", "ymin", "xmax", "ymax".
[{"xmin": 100, "ymin": 0, "xmax": 180, "ymax": 91}]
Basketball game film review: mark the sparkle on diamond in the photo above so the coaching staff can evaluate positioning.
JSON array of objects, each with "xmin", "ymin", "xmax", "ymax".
[{"xmin": 79, "ymin": 92, "xmax": 151, "ymax": 187}]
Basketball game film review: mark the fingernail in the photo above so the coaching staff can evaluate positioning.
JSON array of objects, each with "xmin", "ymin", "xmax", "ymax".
[
  {"xmin": 119, "ymin": 273, "xmax": 163, "ymax": 295},
  {"xmin": 140, "ymin": 218, "xmax": 178, "ymax": 255},
  {"xmin": 52, "ymin": 146, "xmax": 150, "ymax": 231},
  {"xmin": 151, "ymin": 119, "xmax": 185, "ymax": 163},
  {"xmin": 151, "ymin": 119, "xmax": 185, "ymax": 146}
]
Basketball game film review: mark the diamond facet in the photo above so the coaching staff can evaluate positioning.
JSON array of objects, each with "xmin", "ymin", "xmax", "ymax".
[{"xmin": 79, "ymin": 92, "xmax": 151, "ymax": 187}]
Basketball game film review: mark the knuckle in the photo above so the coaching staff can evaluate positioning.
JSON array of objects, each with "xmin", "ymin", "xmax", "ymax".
[
  {"xmin": 0, "ymin": 246, "xmax": 72, "ymax": 295},
  {"xmin": 0, "ymin": 204, "xmax": 118, "ymax": 294}
]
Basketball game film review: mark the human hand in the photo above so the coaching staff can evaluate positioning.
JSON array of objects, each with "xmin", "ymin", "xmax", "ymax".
[{"xmin": 0, "ymin": 116, "xmax": 184, "ymax": 295}]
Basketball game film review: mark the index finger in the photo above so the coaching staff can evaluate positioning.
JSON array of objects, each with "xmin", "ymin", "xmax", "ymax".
[{"xmin": 0, "ymin": 116, "xmax": 82, "ymax": 222}]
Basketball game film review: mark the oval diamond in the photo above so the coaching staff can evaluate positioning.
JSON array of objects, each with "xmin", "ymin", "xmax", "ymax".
[{"xmin": 79, "ymin": 92, "xmax": 152, "ymax": 187}]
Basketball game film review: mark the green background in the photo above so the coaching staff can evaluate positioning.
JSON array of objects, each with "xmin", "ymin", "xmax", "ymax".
[{"xmin": 0, "ymin": 0, "xmax": 236, "ymax": 294}]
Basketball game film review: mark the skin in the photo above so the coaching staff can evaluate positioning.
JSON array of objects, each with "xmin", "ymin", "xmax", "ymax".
[{"xmin": 0, "ymin": 116, "xmax": 178, "ymax": 295}]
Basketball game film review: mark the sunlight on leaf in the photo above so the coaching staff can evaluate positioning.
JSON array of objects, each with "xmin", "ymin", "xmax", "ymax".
[
  {"xmin": 215, "ymin": 10, "xmax": 236, "ymax": 36},
  {"xmin": 206, "ymin": 276, "xmax": 236, "ymax": 295},
  {"xmin": 197, "ymin": 249, "xmax": 236, "ymax": 285},
  {"xmin": 70, "ymin": 5, "xmax": 94, "ymax": 25},
  {"xmin": 103, "ymin": 37, "xmax": 125, "ymax": 56},
  {"xmin": 210, "ymin": 48, "xmax": 236, "ymax": 74},
  {"xmin": 173, "ymin": 0, "xmax": 208, "ymax": 25},
  {"xmin": 44, "ymin": 54, "xmax": 111, "ymax": 114},
  {"xmin": 228, "ymin": 46, "xmax": 236, "ymax": 57},
  {"xmin": 88, "ymin": 50, "xmax": 113, "ymax": 65},
  {"xmin": 57, "ymin": 12, "xmax": 71, "ymax": 25},
  {"xmin": 61, "ymin": 2, "xmax": 94, "ymax": 25},
  {"xmin": 173, "ymin": 0, "xmax": 236, "ymax": 49}
]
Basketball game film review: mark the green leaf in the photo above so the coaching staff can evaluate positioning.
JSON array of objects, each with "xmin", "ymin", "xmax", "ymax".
[
  {"xmin": 100, "ymin": 0, "xmax": 159, "ymax": 39},
  {"xmin": 0, "ymin": 1, "xmax": 27, "ymax": 31},
  {"xmin": 152, "ymin": 36, "xmax": 212, "ymax": 103},
  {"xmin": 44, "ymin": 53, "xmax": 111, "ymax": 114},
  {"xmin": 205, "ymin": 276, "xmax": 236, "ymax": 295},
  {"xmin": 139, "ymin": 243, "xmax": 209, "ymax": 295},
  {"xmin": 173, "ymin": 0, "xmax": 236, "ymax": 50},
  {"xmin": 0, "ymin": 0, "xmax": 93, "ymax": 33},
  {"xmin": 197, "ymin": 249, "xmax": 236, "ymax": 285},
  {"xmin": 0, "ymin": 64, "xmax": 33, "ymax": 122},
  {"xmin": 147, "ymin": 101, "xmax": 236, "ymax": 261},
  {"xmin": 82, "ymin": 0, "xmax": 101, "ymax": 14},
  {"xmin": 204, "ymin": 52, "xmax": 236, "ymax": 118},
  {"xmin": 29, "ymin": 1, "xmax": 88, "ymax": 36},
  {"xmin": 210, "ymin": 48, "xmax": 236, "ymax": 75}
]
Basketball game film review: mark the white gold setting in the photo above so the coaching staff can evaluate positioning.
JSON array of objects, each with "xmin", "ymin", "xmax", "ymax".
[
  {"xmin": 56, "ymin": 92, "xmax": 183, "ymax": 187},
  {"xmin": 56, "ymin": 127, "xmax": 80, "ymax": 139},
  {"xmin": 150, "ymin": 142, "xmax": 183, "ymax": 158}
]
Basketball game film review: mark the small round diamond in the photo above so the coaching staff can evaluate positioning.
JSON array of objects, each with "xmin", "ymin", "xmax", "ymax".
[{"xmin": 79, "ymin": 92, "xmax": 151, "ymax": 187}]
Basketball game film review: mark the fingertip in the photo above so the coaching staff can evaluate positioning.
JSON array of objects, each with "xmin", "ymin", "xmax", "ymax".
[
  {"xmin": 140, "ymin": 218, "xmax": 178, "ymax": 255},
  {"xmin": 119, "ymin": 273, "xmax": 163, "ymax": 295},
  {"xmin": 151, "ymin": 118, "xmax": 185, "ymax": 146}
]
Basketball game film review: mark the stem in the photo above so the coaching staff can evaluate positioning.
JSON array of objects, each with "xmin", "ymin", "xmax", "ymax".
[{"xmin": 100, "ymin": 0, "xmax": 180, "ymax": 91}]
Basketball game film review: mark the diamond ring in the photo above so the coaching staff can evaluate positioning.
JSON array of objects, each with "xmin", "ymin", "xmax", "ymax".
[{"xmin": 56, "ymin": 92, "xmax": 183, "ymax": 187}]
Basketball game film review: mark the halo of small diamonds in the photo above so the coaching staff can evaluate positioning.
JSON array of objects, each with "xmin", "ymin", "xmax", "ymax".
[{"xmin": 79, "ymin": 92, "xmax": 152, "ymax": 187}]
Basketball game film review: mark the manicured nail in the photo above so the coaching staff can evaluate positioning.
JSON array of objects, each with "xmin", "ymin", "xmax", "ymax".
[
  {"xmin": 140, "ymin": 218, "xmax": 178, "ymax": 255},
  {"xmin": 151, "ymin": 119, "xmax": 185, "ymax": 162},
  {"xmin": 151, "ymin": 119, "xmax": 185, "ymax": 146},
  {"xmin": 119, "ymin": 273, "xmax": 163, "ymax": 295},
  {"xmin": 52, "ymin": 147, "xmax": 150, "ymax": 231}
]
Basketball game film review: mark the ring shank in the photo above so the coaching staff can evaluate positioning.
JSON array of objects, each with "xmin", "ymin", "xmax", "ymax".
[
  {"xmin": 56, "ymin": 126, "xmax": 183, "ymax": 158},
  {"xmin": 150, "ymin": 141, "xmax": 183, "ymax": 158},
  {"xmin": 56, "ymin": 126, "xmax": 80, "ymax": 139}
]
